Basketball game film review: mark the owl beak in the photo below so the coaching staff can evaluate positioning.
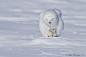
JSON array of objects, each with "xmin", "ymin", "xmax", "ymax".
[{"xmin": 49, "ymin": 22, "xmax": 51, "ymax": 24}]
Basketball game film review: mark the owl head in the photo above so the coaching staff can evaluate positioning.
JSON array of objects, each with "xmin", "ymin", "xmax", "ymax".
[{"xmin": 41, "ymin": 10, "xmax": 59, "ymax": 26}]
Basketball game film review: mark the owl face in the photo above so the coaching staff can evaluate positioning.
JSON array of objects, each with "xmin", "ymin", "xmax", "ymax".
[{"xmin": 43, "ymin": 11, "xmax": 58, "ymax": 26}]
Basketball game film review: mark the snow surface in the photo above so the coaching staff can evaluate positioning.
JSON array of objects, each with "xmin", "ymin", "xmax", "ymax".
[{"xmin": 0, "ymin": 0, "xmax": 86, "ymax": 57}]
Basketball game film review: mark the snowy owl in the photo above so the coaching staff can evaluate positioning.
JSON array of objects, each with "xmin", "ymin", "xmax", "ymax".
[{"xmin": 39, "ymin": 9, "xmax": 64, "ymax": 37}]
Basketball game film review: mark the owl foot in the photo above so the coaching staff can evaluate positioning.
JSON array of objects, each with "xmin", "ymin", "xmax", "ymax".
[{"xmin": 48, "ymin": 29, "xmax": 57, "ymax": 37}]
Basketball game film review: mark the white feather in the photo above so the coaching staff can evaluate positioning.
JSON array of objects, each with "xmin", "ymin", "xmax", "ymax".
[{"xmin": 39, "ymin": 9, "xmax": 64, "ymax": 37}]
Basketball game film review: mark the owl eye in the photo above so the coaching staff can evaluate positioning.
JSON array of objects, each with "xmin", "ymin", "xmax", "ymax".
[
  {"xmin": 51, "ymin": 18, "xmax": 54, "ymax": 21},
  {"xmin": 46, "ymin": 19, "xmax": 48, "ymax": 21}
]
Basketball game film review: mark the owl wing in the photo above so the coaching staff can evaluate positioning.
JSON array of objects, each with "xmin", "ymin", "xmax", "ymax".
[
  {"xmin": 54, "ymin": 9, "xmax": 64, "ymax": 36},
  {"xmin": 39, "ymin": 11, "xmax": 50, "ymax": 37}
]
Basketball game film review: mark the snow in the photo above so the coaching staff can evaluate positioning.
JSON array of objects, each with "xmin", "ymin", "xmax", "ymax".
[{"xmin": 0, "ymin": 0, "xmax": 86, "ymax": 57}]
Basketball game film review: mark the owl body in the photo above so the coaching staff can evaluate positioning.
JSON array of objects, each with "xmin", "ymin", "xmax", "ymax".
[{"xmin": 39, "ymin": 9, "xmax": 64, "ymax": 37}]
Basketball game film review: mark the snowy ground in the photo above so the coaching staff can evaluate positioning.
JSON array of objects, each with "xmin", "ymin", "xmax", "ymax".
[{"xmin": 0, "ymin": 0, "xmax": 86, "ymax": 57}]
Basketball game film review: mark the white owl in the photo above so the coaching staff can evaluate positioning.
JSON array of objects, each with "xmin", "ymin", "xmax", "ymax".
[{"xmin": 39, "ymin": 9, "xmax": 64, "ymax": 37}]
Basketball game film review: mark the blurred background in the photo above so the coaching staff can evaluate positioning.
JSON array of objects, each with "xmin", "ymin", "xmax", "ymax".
[{"xmin": 0, "ymin": 0, "xmax": 86, "ymax": 21}]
